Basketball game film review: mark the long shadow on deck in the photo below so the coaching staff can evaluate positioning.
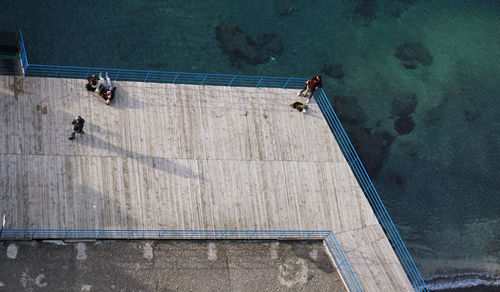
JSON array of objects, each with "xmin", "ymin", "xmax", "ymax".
[
  {"xmin": 75, "ymin": 134, "xmax": 203, "ymax": 180},
  {"xmin": 110, "ymin": 82, "xmax": 324, "ymax": 119},
  {"xmin": 112, "ymin": 83, "xmax": 168, "ymax": 109}
]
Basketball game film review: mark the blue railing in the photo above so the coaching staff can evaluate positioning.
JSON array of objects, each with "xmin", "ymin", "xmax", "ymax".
[
  {"xmin": 315, "ymin": 89, "xmax": 428, "ymax": 292},
  {"xmin": 18, "ymin": 30, "xmax": 29, "ymax": 74},
  {"xmin": 24, "ymin": 64, "xmax": 307, "ymax": 88},
  {"xmin": 18, "ymin": 32, "xmax": 305, "ymax": 89},
  {"xmin": 14, "ymin": 30, "xmax": 429, "ymax": 291},
  {"xmin": 0, "ymin": 229, "xmax": 362, "ymax": 291}
]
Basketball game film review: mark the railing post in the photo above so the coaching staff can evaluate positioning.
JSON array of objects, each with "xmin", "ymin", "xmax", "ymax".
[
  {"xmin": 115, "ymin": 70, "xmax": 121, "ymax": 81},
  {"xmin": 337, "ymin": 258, "xmax": 346, "ymax": 268},
  {"xmin": 306, "ymin": 231, "xmax": 314, "ymax": 240},
  {"xmin": 282, "ymin": 78, "xmax": 290, "ymax": 89},
  {"xmin": 56, "ymin": 67, "xmax": 60, "ymax": 77},
  {"xmin": 173, "ymin": 73, "xmax": 179, "ymax": 84},
  {"xmin": 18, "ymin": 30, "xmax": 29, "ymax": 75},
  {"xmin": 277, "ymin": 231, "xmax": 285, "ymax": 240},
  {"xmin": 229, "ymin": 75, "xmax": 236, "ymax": 86},
  {"xmin": 256, "ymin": 77, "xmax": 263, "ymax": 88},
  {"xmin": 145, "ymin": 72, "xmax": 150, "ymax": 82},
  {"xmin": 249, "ymin": 230, "xmax": 256, "ymax": 240},
  {"xmin": 218, "ymin": 230, "xmax": 227, "ymax": 240},
  {"xmin": 201, "ymin": 74, "xmax": 208, "ymax": 85}
]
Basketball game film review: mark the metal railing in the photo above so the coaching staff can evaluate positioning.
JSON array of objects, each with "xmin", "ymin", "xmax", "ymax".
[
  {"xmin": 315, "ymin": 89, "xmax": 428, "ymax": 292},
  {"xmin": 25, "ymin": 64, "xmax": 307, "ymax": 88},
  {"xmin": 18, "ymin": 30, "xmax": 29, "ymax": 74},
  {"xmin": 0, "ymin": 229, "xmax": 362, "ymax": 291},
  {"xmin": 18, "ymin": 31, "xmax": 305, "ymax": 89},
  {"xmin": 14, "ymin": 30, "xmax": 430, "ymax": 291}
]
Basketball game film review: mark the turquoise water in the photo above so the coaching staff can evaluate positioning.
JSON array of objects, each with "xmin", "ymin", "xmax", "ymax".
[{"xmin": 2, "ymin": 0, "xmax": 500, "ymax": 290}]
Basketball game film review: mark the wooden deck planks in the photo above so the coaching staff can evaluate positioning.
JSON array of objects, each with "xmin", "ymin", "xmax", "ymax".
[{"xmin": 0, "ymin": 75, "xmax": 413, "ymax": 291}]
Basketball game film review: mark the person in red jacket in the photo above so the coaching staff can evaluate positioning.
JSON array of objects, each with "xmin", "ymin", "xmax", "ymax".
[{"xmin": 297, "ymin": 75, "xmax": 322, "ymax": 103}]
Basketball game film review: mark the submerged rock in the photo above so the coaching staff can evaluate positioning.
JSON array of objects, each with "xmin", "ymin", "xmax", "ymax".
[
  {"xmin": 398, "ymin": 140, "xmax": 418, "ymax": 157},
  {"xmin": 386, "ymin": 0, "xmax": 418, "ymax": 19},
  {"xmin": 215, "ymin": 23, "xmax": 284, "ymax": 66},
  {"xmin": 215, "ymin": 23, "xmax": 263, "ymax": 65},
  {"xmin": 333, "ymin": 95, "xmax": 399, "ymax": 178},
  {"xmin": 347, "ymin": 127, "xmax": 395, "ymax": 178},
  {"xmin": 394, "ymin": 42, "xmax": 433, "ymax": 69},
  {"xmin": 274, "ymin": 0, "xmax": 297, "ymax": 17},
  {"xmin": 423, "ymin": 92, "xmax": 451, "ymax": 126},
  {"xmin": 354, "ymin": 0, "xmax": 378, "ymax": 21},
  {"xmin": 258, "ymin": 33, "xmax": 284, "ymax": 55},
  {"xmin": 391, "ymin": 172, "xmax": 405, "ymax": 185},
  {"xmin": 333, "ymin": 96, "xmax": 367, "ymax": 125},
  {"xmin": 392, "ymin": 93, "xmax": 417, "ymax": 117},
  {"xmin": 394, "ymin": 115, "xmax": 416, "ymax": 135},
  {"xmin": 463, "ymin": 109, "xmax": 481, "ymax": 123},
  {"xmin": 321, "ymin": 63, "xmax": 344, "ymax": 79}
]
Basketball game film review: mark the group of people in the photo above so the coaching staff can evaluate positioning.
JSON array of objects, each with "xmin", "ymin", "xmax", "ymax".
[
  {"xmin": 70, "ymin": 72, "xmax": 117, "ymax": 140},
  {"xmin": 86, "ymin": 72, "xmax": 116, "ymax": 105},
  {"xmin": 72, "ymin": 73, "xmax": 322, "ymax": 140},
  {"xmin": 291, "ymin": 75, "xmax": 322, "ymax": 113}
]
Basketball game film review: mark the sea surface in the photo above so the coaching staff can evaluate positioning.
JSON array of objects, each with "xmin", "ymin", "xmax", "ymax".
[{"xmin": 2, "ymin": 0, "xmax": 500, "ymax": 290}]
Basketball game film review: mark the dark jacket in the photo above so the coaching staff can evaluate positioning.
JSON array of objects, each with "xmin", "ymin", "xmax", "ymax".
[{"xmin": 72, "ymin": 116, "xmax": 85, "ymax": 132}]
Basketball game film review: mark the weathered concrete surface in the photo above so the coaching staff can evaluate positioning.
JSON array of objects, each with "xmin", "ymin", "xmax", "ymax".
[{"xmin": 0, "ymin": 240, "xmax": 345, "ymax": 292}]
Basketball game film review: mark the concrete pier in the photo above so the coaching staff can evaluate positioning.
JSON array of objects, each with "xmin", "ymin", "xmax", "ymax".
[{"xmin": 0, "ymin": 76, "xmax": 412, "ymax": 291}]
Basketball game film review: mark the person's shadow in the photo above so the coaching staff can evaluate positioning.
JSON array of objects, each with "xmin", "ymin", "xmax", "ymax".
[
  {"xmin": 77, "ymin": 133, "xmax": 203, "ymax": 180},
  {"xmin": 111, "ymin": 83, "xmax": 169, "ymax": 110}
]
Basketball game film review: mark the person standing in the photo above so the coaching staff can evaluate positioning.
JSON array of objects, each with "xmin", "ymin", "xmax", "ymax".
[
  {"xmin": 297, "ymin": 75, "xmax": 322, "ymax": 103},
  {"xmin": 69, "ymin": 116, "xmax": 85, "ymax": 140}
]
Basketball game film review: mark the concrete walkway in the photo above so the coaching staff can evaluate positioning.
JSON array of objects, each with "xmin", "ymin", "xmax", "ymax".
[{"xmin": 0, "ymin": 240, "xmax": 345, "ymax": 291}]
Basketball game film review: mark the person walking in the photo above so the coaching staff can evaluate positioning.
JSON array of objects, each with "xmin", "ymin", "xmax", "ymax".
[
  {"xmin": 69, "ymin": 116, "xmax": 85, "ymax": 140},
  {"xmin": 297, "ymin": 75, "xmax": 322, "ymax": 103}
]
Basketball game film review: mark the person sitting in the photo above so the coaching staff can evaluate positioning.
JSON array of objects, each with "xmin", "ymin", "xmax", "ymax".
[
  {"xmin": 104, "ymin": 86, "xmax": 117, "ymax": 105},
  {"xmin": 290, "ymin": 101, "xmax": 308, "ymax": 113},
  {"xmin": 297, "ymin": 75, "xmax": 322, "ymax": 103},
  {"xmin": 95, "ymin": 72, "xmax": 113, "ymax": 97},
  {"xmin": 86, "ymin": 75, "xmax": 98, "ymax": 91}
]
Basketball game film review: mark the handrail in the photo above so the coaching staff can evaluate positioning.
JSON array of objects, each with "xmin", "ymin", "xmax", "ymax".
[
  {"xmin": 18, "ymin": 30, "xmax": 29, "ymax": 74},
  {"xmin": 0, "ymin": 229, "xmax": 362, "ymax": 291},
  {"xmin": 17, "ymin": 30, "xmax": 306, "ymax": 89},
  {"xmin": 24, "ymin": 64, "xmax": 307, "ymax": 89},
  {"xmin": 315, "ymin": 89, "xmax": 429, "ymax": 292}
]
